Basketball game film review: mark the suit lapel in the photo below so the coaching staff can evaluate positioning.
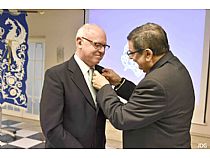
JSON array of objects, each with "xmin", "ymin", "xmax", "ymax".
[{"xmin": 68, "ymin": 56, "xmax": 96, "ymax": 109}]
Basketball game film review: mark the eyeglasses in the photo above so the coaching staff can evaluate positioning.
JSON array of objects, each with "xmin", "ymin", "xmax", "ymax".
[
  {"xmin": 81, "ymin": 37, "xmax": 110, "ymax": 50},
  {"xmin": 126, "ymin": 48, "xmax": 145, "ymax": 56}
]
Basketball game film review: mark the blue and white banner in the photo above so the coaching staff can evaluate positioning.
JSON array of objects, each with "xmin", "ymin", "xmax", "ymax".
[{"xmin": 0, "ymin": 10, "xmax": 29, "ymax": 108}]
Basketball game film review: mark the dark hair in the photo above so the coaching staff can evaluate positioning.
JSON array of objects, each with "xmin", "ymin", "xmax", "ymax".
[{"xmin": 127, "ymin": 22, "xmax": 170, "ymax": 55}]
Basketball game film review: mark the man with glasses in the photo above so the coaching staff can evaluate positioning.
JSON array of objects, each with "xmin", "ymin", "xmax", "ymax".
[
  {"xmin": 40, "ymin": 24, "xmax": 110, "ymax": 148},
  {"xmin": 92, "ymin": 23, "xmax": 195, "ymax": 148}
]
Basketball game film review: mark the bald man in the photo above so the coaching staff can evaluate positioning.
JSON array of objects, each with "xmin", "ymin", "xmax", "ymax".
[{"xmin": 40, "ymin": 24, "xmax": 110, "ymax": 148}]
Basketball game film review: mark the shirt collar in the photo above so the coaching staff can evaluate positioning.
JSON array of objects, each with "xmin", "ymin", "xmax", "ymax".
[{"xmin": 74, "ymin": 53, "xmax": 92, "ymax": 75}]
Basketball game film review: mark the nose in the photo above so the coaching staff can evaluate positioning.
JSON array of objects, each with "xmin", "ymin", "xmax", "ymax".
[
  {"xmin": 98, "ymin": 46, "xmax": 105, "ymax": 53},
  {"xmin": 129, "ymin": 55, "xmax": 133, "ymax": 59}
]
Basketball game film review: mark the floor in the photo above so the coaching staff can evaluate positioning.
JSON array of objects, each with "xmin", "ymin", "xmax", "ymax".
[
  {"xmin": 1, "ymin": 114, "xmax": 210, "ymax": 149},
  {"xmin": 0, "ymin": 115, "xmax": 45, "ymax": 148},
  {"xmin": 0, "ymin": 114, "xmax": 122, "ymax": 149}
]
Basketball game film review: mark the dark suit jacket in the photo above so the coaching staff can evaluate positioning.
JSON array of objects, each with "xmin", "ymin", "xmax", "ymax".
[
  {"xmin": 97, "ymin": 51, "xmax": 195, "ymax": 148},
  {"xmin": 40, "ymin": 56, "xmax": 106, "ymax": 148}
]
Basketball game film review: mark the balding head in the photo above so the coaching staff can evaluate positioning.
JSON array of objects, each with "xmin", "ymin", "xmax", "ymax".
[{"xmin": 76, "ymin": 24, "xmax": 106, "ymax": 41}]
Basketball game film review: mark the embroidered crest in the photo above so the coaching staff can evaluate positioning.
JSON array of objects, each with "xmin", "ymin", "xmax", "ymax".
[{"xmin": 0, "ymin": 10, "xmax": 29, "ymax": 108}]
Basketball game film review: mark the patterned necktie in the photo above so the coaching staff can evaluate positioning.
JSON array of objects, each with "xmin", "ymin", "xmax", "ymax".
[{"xmin": 88, "ymin": 68, "xmax": 97, "ymax": 105}]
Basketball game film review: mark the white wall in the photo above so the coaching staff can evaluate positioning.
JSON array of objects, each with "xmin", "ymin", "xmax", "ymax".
[
  {"xmin": 26, "ymin": 9, "xmax": 84, "ymax": 70},
  {"xmin": 191, "ymin": 77, "xmax": 210, "ymax": 137},
  {"xmin": 190, "ymin": 10, "xmax": 210, "ymax": 137}
]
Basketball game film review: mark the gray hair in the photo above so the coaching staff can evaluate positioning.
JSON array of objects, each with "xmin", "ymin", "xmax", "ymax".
[{"xmin": 127, "ymin": 22, "xmax": 170, "ymax": 55}]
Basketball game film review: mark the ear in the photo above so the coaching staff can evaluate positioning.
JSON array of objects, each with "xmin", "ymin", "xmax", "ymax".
[
  {"xmin": 145, "ymin": 49, "xmax": 153, "ymax": 62},
  {"xmin": 76, "ymin": 37, "xmax": 83, "ymax": 48}
]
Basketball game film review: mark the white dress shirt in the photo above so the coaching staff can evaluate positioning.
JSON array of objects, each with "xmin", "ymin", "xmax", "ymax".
[{"xmin": 74, "ymin": 54, "xmax": 96, "ymax": 105}]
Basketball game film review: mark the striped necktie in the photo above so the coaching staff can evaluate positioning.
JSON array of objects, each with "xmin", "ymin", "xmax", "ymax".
[{"xmin": 88, "ymin": 68, "xmax": 97, "ymax": 105}]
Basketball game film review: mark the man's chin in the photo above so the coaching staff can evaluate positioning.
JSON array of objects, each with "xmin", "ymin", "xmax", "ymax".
[
  {"xmin": 94, "ymin": 59, "xmax": 102, "ymax": 64},
  {"xmin": 139, "ymin": 67, "xmax": 145, "ymax": 73}
]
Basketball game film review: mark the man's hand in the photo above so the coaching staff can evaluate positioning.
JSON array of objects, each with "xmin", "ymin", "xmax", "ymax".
[
  {"xmin": 92, "ymin": 70, "xmax": 109, "ymax": 90},
  {"xmin": 102, "ymin": 68, "xmax": 122, "ymax": 86}
]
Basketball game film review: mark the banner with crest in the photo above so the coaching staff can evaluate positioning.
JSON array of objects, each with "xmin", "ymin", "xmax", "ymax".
[{"xmin": 0, "ymin": 10, "xmax": 29, "ymax": 108}]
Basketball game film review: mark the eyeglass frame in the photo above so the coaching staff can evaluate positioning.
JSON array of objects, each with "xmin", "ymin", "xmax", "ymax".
[
  {"xmin": 81, "ymin": 37, "xmax": 110, "ymax": 50},
  {"xmin": 126, "ymin": 48, "xmax": 145, "ymax": 56}
]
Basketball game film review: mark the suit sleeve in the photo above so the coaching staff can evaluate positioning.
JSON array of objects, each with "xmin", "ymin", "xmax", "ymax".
[
  {"xmin": 97, "ymin": 79, "xmax": 167, "ymax": 130},
  {"xmin": 40, "ymin": 69, "xmax": 83, "ymax": 148},
  {"xmin": 115, "ymin": 79, "xmax": 136, "ymax": 100}
]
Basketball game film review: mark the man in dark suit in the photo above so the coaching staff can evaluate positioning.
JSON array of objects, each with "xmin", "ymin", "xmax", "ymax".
[
  {"xmin": 40, "ymin": 24, "xmax": 110, "ymax": 148},
  {"xmin": 92, "ymin": 23, "xmax": 195, "ymax": 148}
]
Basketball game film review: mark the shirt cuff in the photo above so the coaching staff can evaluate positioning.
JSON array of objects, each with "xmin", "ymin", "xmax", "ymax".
[{"xmin": 114, "ymin": 78, "xmax": 125, "ymax": 91}]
